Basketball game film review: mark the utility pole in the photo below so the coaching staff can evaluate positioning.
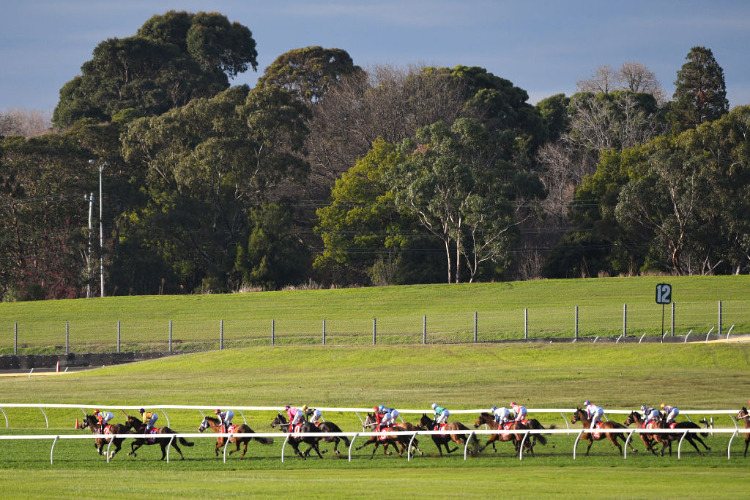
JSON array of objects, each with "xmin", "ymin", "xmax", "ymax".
[
  {"xmin": 85, "ymin": 192, "xmax": 94, "ymax": 298},
  {"xmin": 90, "ymin": 159, "xmax": 108, "ymax": 297}
]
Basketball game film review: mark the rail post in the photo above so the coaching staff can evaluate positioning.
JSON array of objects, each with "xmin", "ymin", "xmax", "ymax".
[
  {"xmin": 575, "ymin": 306, "xmax": 579, "ymax": 340},
  {"xmin": 167, "ymin": 435, "xmax": 175, "ymax": 463},
  {"xmin": 718, "ymin": 300, "xmax": 722, "ymax": 336},
  {"xmin": 322, "ymin": 319, "xmax": 326, "ymax": 345},
  {"xmin": 518, "ymin": 431, "xmax": 530, "ymax": 460},
  {"xmin": 573, "ymin": 430, "xmax": 584, "ymax": 460},
  {"xmin": 623, "ymin": 304, "xmax": 627, "ymax": 337},
  {"xmin": 474, "ymin": 312, "xmax": 478, "ymax": 343},
  {"xmin": 671, "ymin": 302, "xmax": 675, "ymax": 336},
  {"xmin": 117, "ymin": 320, "xmax": 121, "ymax": 353},
  {"xmin": 219, "ymin": 320, "xmax": 224, "ymax": 350},
  {"xmin": 423, "ymin": 315, "xmax": 427, "ymax": 345},
  {"xmin": 464, "ymin": 431, "xmax": 476, "ymax": 460},
  {"xmin": 14, "ymin": 323, "xmax": 18, "ymax": 355},
  {"xmin": 408, "ymin": 431, "xmax": 419, "ymax": 461},
  {"xmin": 50, "ymin": 436, "xmax": 59, "ymax": 465},
  {"xmin": 271, "ymin": 319, "xmax": 275, "ymax": 346},
  {"xmin": 373, "ymin": 318, "xmax": 377, "ymax": 345},
  {"xmin": 65, "ymin": 321, "xmax": 69, "ymax": 355},
  {"xmin": 524, "ymin": 309, "xmax": 528, "ymax": 340},
  {"xmin": 624, "ymin": 429, "xmax": 636, "ymax": 459},
  {"xmin": 169, "ymin": 320, "xmax": 173, "ymax": 353},
  {"xmin": 348, "ymin": 433, "xmax": 359, "ymax": 462}
]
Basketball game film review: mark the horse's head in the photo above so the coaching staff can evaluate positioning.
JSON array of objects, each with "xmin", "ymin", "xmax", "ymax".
[
  {"xmin": 570, "ymin": 408, "xmax": 583, "ymax": 424},
  {"xmin": 474, "ymin": 412, "xmax": 491, "ymax": 428},
  {"xmin": 624, "ymin": 410, "xmax": 640, "ymax": 426},
  {"xmin": 271, "ymin": 412, "xmax": 287, "ymax": 428},
  {"xmin": 737, "ymin": 407, "xmax": 749, "ymax": 420},
  {"xmin": 419, "ymin": 413, "xmax": 434, "ymax": 427},
  {"xmin": 198, "ymin": 417, "xmax": 209, "ymax": 433},
  {"xmin": 125, "ymin": 415, "xmax": 143, "ymax": 430},
  {"xmin": 363, "ymin": 413, "xmax": 377, "ymax": 429}
]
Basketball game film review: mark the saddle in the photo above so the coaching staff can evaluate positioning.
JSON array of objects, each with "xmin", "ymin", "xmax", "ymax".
[
  {"xmin": 145, "ymin": 427, "xmax": 159, "ymax": 443},
  {"xmin": 292, "ymin": 423, "xmax": 304, "ymax": 436},
  {"xmin": 103, "ymin": 424, "xmax": 112, "ymax": 434},
  {"xmin": 378, "ymin": 426, "xmax": 393, "ymax": 440},
  {"xmin": 669, "ymin": 422, "xmax": 678, "ymax": 429}
]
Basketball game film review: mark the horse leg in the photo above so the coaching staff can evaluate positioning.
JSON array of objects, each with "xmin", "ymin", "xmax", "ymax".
[
  {"xmin": 128, "ymin": 440, "xmax": 142, "ymax": 457},
  {"xmin": 370, "ymin": 441, "xmax": 379, "ymax": 459},
  {"xmin": 584, "ymin": 438, "xmax": 594, "ymax": 456},
  {"xmin": 685, "ymin": 436, "xmax": 703, "ymax": 456},
  {"xmin": 240, "ymin": 440, "xmax": 248, "ymax": 459},
  {"xmin": 744, "ymin": 438, "xmax": 749, "ymax": 458},
  {"xmin": 692, "ymin": 435, "xmax": 711, "ymax": 451}
]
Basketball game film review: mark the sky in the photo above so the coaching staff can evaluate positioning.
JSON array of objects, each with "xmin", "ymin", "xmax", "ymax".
[{"xmin": 2, "ymin": 0, "xmax": 750, "ymax": 113}]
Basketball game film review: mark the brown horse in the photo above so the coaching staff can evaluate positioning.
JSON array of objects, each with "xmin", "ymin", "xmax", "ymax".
[
  {"xmin": 419, "ymin": 413, "xmax": 479, "ymax": 457},
  {"xmin": 473, "ymin": 412, "xmax": 537, "ymax": 455},
  {"xmin": 738, "ymin": 407, "xmax": 750, "ymax": 457},
  {"xmin": 198, "ymin": 416, "xmax": 273, "ymax": 459},
  {"xmin": 570, "ymin": 408, "xmax": 637, "ymax": 456},
  {"xmin": 270, "ymin": 413, "xmax": 324, "ymax": 459},
  {"xmin": 623, "ymin": 410, "xmax": 670, "ymax": 456},
  {"xmin": 124, "ymin": 415, "xmax": 194, "ymax": 460},
  {"xmin": 78, "ymin": 414, "xmax": 130, "ymax": 460},
  {"xmin": 356, "ymin": 413, "xmax": 423, "ymax": 458}
]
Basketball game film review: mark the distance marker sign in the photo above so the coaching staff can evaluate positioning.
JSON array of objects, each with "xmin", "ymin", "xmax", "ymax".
[{"xmin": 655, "ymin": 283, "xmax": 672, "ymax": 304}]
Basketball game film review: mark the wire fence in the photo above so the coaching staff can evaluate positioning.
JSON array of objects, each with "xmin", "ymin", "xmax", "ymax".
[{"xmin": 2, "ymin": 300, "xmax": 748, "ymax": 355}]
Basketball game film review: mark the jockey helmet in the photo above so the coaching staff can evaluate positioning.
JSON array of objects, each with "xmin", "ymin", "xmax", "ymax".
[
  {"xmin": 660, "ymin": 403, "xmax": 666, "ymax": 408},
  {"xmin": 93, "ymin": 409, "xmax": 99, "ymax": 415},
  {"xmin": 373, "ymin": 407, "xmax": 379, "ymax": 412},
  {"xmin": 285, "ymin": 405, "xmax": 290, "ymax": 410},
  {"xmin": 431, "ymin": 403, "xmax": 437, "ymax": 410},
  {"xmin": 139, "ymin": 408, "xmax": 145, "ymax": 414},
  {"xmin": 640, "ymin": 405, "xmax": 647, "ymax": 412},
  {"xmin": 378, "ymin": 405, "xmax": 385, "ymax": 412},
  {"xmin": 490, "ymin": 406, "xmax": 497, "ymax": 412},
  {"xmin": 314, "ymin": 409, "xmax": 322, "ymax": 417},
  {"xmin": 302, "ymin": 405, "xmax": 309, "ymax": 412},
  {"xmin": 584, "ymin": 401, "xmax": 590, "ymax": 406},
  {"xmin": 215, "ymin": 409, "xmax": 221, "ymax": 414},
  {"xmin": 510, "ymin": 401, "xmax": 516, "ymax": 407}
]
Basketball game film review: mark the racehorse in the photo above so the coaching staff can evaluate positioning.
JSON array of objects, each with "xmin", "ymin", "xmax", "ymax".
[
  {"xmin": 623, "ymin": 410, "xmax": 670, "ymax": 456},
  {"xmin": 77, "ymin": 414, "xmax": 130, "ymax": 460},
  {"xmin": 124, "ymin": 415, "xmax": 194, "ymax": 460},
  {"xmin": 654, "ymin": 413, "xmax": 711, "ymax": 456},
  {"xmin": 473, "ymin": 412, "xmax": 543, "ymax": 456},
  {"xmin": 738, "ymin": 407, "xmax": 750, "ymax": 457},
  {"xmin": 419, "ymin": 413, "xmax": 478, "ymax": 457},
  {"xmin": 570, "ymin": 408, "xmax": 637, "ymax": 456},
  {"xmin": 270, "ymin": 413, "xmax": 324, "ymax": 459},
  {"xmin": 198, "ymin": 416, "xmax": 273, "ymax": 459},
  {"xmin": 314, "ymin": 420, "xmax": 351, "ymax": 456},
  {"xmin": 361, "ymin": 413, "xmax": 424, "ymax": 457}
]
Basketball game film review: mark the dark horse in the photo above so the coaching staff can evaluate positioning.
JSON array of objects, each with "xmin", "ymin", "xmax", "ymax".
[
  {"xmin": 78, "ymin": 414, "xmax": 130, "ymax": 460},
  {"xmin": 356, "ymin": 413, "xmax": 423, "ymax": 459},
  {"xmin": 571, "ymin": 408, "xmax": 637, "ymax": 456},
  {"xmin": 738, "ymin": 407, "xmax": 750, "ymax": 458},
  {"xmin": 124, "ymin": 415, "xmax": 194, "ymax": 460},
  {"xmin": 314, "ymin": 420, "xmax": 351, "ymax": 456},
  {"xmin": 473, "ymin": 412, "xmax": 548, "ymax": 456},
  {"xmin": 198, "ymin": 416, "xmax": 273, "ymax": 459},
  {"xmin": 654, "ymin": 413, "xmax": 711, "ymax": 456},
  {"xmin": 624, "ymin": 410, "xmax": 671, "ymax": 456},
  {"xmin": 419, "ymin": 413, "xmax": 478, "ymax": 457},
  {"xmin": 271, "ymin": 413, "xmax": 323, "ymax": 459}
]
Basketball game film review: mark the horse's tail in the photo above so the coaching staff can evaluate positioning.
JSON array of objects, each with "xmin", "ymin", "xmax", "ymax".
[
  {"xmin": 178, "ymin": 437, "xmax": 194, "ymax": 446},
  {"xmin": 254, "ymin": 436, "xmax": 274, "ymax": 445}
]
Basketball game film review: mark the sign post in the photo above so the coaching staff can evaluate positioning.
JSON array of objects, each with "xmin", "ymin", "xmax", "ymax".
[{"xmin": 655, "ymin": 283, "xmax": 672, "ymax": 342}]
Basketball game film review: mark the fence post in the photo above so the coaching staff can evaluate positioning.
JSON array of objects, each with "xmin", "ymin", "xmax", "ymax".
[
  {"xmin": 623, "ymin": 304, "xmax": 627, "ymax": 337},
  {"xmin": 718, "ymin": 300, "xmax": 722, "ymax": 336},
  {"xmin": 271, "ymin": 319, "xmax": 275, "ymax": 346},
  {"xmin": 423, "ymin": 315, "xmax": 427, "ymax": 345},
  {"xmin": 65, "ymin": 321, "xmax": 69, "ymax": 355},
  {"xmin": 575, "ymin": 306, "xmax": 579, "ymax": 340},
  {"xmin": 14, "ymin": 323, "xmax": 18, "ymax": 355},
  {"xmin": 524, "ymin": 309, "xmax": 528, "ymax": 340},
  {"xmin": 169, "ymin": 320, "xmax": 173, "ymax": 353},
  {"xmin": 322, "ymin": 319, "xmax": 326, "ymax": 346},
  {"xmin": 474, "ymin": 312, "xmax": 478, "ymax": 343},
  {"xmin": 373, "ymin": 318, "xmax": 377, "ymax": 345},
  {"xmin": 117, "ymin": 321, "xmax": 121, "ymax": 353},
  {"xmin": 220, "ymin": 320, "xmax": 224, "ymax": 350},
  {"xmin": 671, "ymin": 302, "xmax": 675, "ymax": 336}
]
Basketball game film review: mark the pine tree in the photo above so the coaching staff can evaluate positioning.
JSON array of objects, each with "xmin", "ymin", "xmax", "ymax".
[{"xmin": 669, "ymin": 46, "xmax": 729, "ymax": 132}]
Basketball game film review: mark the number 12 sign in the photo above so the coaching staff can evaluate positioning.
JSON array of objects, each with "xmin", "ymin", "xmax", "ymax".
[{"xmin": 655, "ymin": 283, "xmax": 672, "ymax": 304}]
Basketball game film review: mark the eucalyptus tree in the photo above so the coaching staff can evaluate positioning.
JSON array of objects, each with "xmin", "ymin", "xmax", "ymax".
[{"xmin": 53, "ymin": 10, "xmax": 258, "ymax": 128}]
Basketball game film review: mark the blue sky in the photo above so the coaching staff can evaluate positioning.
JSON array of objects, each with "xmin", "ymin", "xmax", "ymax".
[{"xmin": 2, "ymin": 0, "xmax": 749, "ymax": 113}]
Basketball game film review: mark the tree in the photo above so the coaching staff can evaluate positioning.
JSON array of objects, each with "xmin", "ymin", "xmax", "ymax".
[
  {"xmin": 577, "ymin": 62, "xmax": 665, "ymax": 103},
  {"xmin": 669, "ymin": 46, "xmax": 729, "ymax": 132},
  {"xmin": 53, "ymin": 11, "xmax": 258, "ymax": 128},
  {"xmin": 257, "ymin": 46, "xmax": 362, "ymax": 103}
]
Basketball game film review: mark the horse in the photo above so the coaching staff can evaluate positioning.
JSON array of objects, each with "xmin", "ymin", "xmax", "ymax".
[
  {"xmin": 270, "ymin": 413, "xmax": 324, "ymax": 459},
  {"xmin": 314, "ymin": 420, "xmax": 351, "ymax": 456},
  {"xmin": 356, "ymin": 413, "xmax": 423, "ymax": 458},
  {"xmin": 77, "ymin": 414, "xmax": 130, "ymax": 460},
  {"xmin": 419, "ymin": 413, "xmax": 478, "ymax": 457},
  {"xmin": 473, "ymin": 412, "xmax": 541, "ymax": 456},
  {"xmin": 570, "ymin": 408, "xmax": 637, "ymax": 456},
  {"xmin": 623, "ymin": 410, "xmax": 670, "ymax": 456},
  {"xmin": 738, "ymin": 407, "xmax": 750, "ymax": 457},
  {"xmin": 655, "ymin": 414, "xmax": 711, "ymax": 456},
  {"xmin": 124, "ymin": 415, "xmax": 194, "ymax": 460},
  {"xmin": 198, "ymin": 416, "xmax": 273, "ymax": 459}
]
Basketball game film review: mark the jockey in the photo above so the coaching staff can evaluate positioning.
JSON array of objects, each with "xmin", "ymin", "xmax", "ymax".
[
  {"xmin": 432, "ymin": 403, "xmax": 450, "ymax": 425},
  {"xmin": 641, "ymin": 404, "xmax": 660, "ymax": 426},
  {"xmin": 286, "ymin": 405, "xmax": 308, "ymax": 427},
  {"xmin": 94, "ymin": 409, "xmax": 114, "ymax": 433},
  {"xmin": 378, "ymin": 411, "xmax": 393, "ymax": 431},
  {"xmin": 510, "ymin": 401, "xmax": 528, "ymax": 423},
  {"xmin": 584, "ymin": 400, "xmax": 604, "ymax": 430},
  {"xmin": 491, "ymin": 406, "xmax": 511, "ymax": 425},
  {"xmin": 380, "ymin": 409, "xmax": 400, "ymax": 430},
  {"xmin": 139, "ymin": 408, "xmax": 158, "ymax": 434},
  {"xmin": 661, "ymin": 403, "xmax": 679, "ymax": 425},
  {"xmin": 309, "ymin": 408, "xmax": 324, "ymax": 426},
  {"xmin": 215, "ymin": 408, "xmax": 234, "ymax": 433}
]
